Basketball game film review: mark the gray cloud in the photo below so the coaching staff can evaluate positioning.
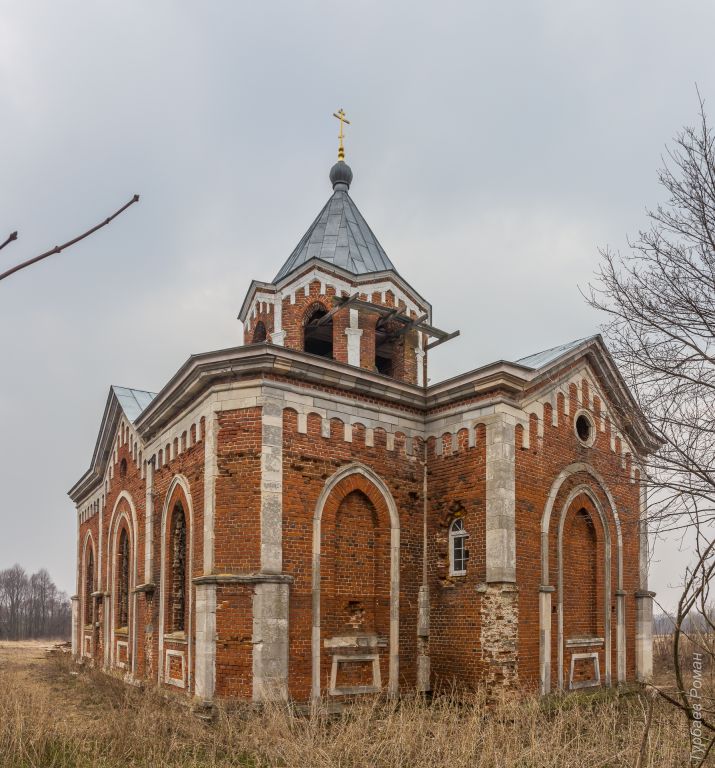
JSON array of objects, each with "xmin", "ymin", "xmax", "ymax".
[{"xmin": 1, "ymin": 0, "xmax": 713, "ymax": 608}]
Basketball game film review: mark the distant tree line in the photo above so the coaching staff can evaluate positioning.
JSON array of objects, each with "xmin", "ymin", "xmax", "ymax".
[{"xmin": 0, "ymin": 564, "xmax": 71, "ymax": 640}]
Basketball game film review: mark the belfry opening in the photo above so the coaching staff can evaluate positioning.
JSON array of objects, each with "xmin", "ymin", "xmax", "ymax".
[{"xmin": 303, "ymin": 304, "xmax": 333, "ymax": 359}]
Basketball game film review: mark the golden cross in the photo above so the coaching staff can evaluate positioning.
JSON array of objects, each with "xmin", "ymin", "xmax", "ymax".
[{"xmin": 333, "ymin": 108, "xmax": 351, "ymax": 161}]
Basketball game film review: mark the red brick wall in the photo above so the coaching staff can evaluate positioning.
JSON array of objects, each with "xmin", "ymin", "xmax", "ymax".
[
  {"xmin": 515, "ymin": 382, "xmax": 641, "ymax": 688},
  {"xmin": 213, "ymin": 408, "xmax": 262, "ymax": 573},
  {"xmin": 280, "ymin": 409, "xmax": 423, "ymax": 700},
  {"xmin": 215, "ymin": 583, "xmax": 254, "ymax": 698},
  {"xmin": 427, "ymin": 426, "xmax": 487, "ymax": 691},
  {"xmin": 562, "ymin": 504, "xmax": 599, "ymax": 639}
]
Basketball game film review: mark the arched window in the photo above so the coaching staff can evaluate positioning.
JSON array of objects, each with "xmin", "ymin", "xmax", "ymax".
[
  {"xmin": 84, "ymin": 547, "xmax": 94, "ymax": 625},
  {"xmin": 303, "ymin": 304, "xmax": 333, "ymax": 359},
  {"xmin": 119, "ymin": 458, "xmax": 128, "ymax": 477},
  {"xmin": 449, "ymin": 518, "xmax": 468, "ymax": 576},
  {"xmin": 117, "ymin": 527, "xmax": 129, "ymax": 629},
  {"xmin": 252, "ymin": 321, "xmax": 267, "ymax": 344},
  {"xmin": 169, "ymin": 503, "xmax": 187, "ymax": 633}
]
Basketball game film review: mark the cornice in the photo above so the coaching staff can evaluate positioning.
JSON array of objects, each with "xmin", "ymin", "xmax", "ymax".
[
  {"xmin": 238, "ymin": 258, "xmax": 432, "ymax": 323},
  {"xmin": 70, "ymin": 337, "xmax": 658, "ymax": 506}
]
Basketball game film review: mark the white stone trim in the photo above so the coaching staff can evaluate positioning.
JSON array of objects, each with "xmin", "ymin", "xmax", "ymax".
[
  {"xmin": 573, "ymin": 409, "xmax": 597, "ymax": 447},
  {"xmin": 345, "ymin": 326, "xmax": 363, "ymax": 367},
  {"xmin": 115, "ymin": 639, "xmax": 129, "ymax": 670},
  {"xmin": 329, "ymin": 654, "xmax": 382, "ymax": 695},
  {"xmin": 569, "ymin": 652, "xmax": 600, "ymax": 690},
  {"xmin": 485, "ymin": 411, "xmax": 516, "ymax": 583},
  {"xmin": 164, "ymin": 649, "xmax": 187, "ymax": 688},
  {"xmin": 203, "ymin": 411, "xmax": 218, "ymax": 573},
  {"xmin": 144, "ymin": 459, "xmax": 154, "ymax": 582},
  {"xmin": 194, "ymin": 583, "xmax": 216, "ymax": 701},
  {"xmin": 252, "ymin": 580, "xmax": 290, "ymax": 702},
  {"xmin": 71, "ymin": 596, "xmax": 79, "ymax": 658},
  {"xmin": 261, "ymin": 397, "xmax": 284, "ymax": 573},
  {"xmin": 635, "ymin": 481, "xmax": 653, "ymax": 681}
]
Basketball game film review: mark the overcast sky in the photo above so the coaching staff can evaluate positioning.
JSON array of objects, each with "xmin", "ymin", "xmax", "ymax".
[{"xmin": 1, "ymin": 1, "xmax": 714, "ymax": 610}]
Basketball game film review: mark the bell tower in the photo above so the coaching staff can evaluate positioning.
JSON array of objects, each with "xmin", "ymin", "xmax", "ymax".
[{"xmin": 238, "ymin": 112, "xmax": 457, "ymax": 386}]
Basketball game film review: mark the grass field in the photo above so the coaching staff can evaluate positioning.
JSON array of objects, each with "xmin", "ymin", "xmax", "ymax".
[{"xmin": 0, "ymin": 642, "xmax": 698, "ymax": 767}]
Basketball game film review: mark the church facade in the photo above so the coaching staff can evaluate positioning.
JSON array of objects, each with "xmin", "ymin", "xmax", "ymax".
[{"xmin": 69, "ymin": 150, "xmax": 657, "ymax": 704}]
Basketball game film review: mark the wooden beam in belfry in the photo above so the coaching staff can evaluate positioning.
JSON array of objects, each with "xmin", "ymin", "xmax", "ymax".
[
  {"xmin": 394, "ymin": 313, "xmax": 429, "ymax": 337},
  {"xmin": 313, "ymin": 292, "xmax": 360, "ymax": 326},
  {"xmin": 425, "ymin": 330, "xmax": 461, "ymax": 350}
]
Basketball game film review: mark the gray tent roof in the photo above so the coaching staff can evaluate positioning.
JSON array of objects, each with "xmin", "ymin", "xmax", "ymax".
[
  {"xmin": 112, "ymin": 386, "xmax": 157, "ymax": 423},
  {"xmin": 274, "ymin": 187, "xmax": 395, "ymax": 283}
]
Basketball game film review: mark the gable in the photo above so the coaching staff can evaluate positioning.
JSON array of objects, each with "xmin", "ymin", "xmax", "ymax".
[
  {"xmin": 68, "ymin": 386, "xmax": 156, "ymax": 504},
  {"xmin": 517, "ymin": 335, "xmax": 658, "ymax": 458}
]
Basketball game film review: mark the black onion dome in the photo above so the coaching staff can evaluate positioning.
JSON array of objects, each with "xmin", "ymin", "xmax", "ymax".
[{"xmin": 329, "ymin": 160, "xmax": 353, "ymax": 190}]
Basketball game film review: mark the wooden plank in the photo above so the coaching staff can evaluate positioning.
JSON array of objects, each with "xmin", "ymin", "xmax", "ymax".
[
  {"xmin": 327, "ymin": 296, "xmax": 455, "ymax": 340},
  {"xmin": 375, "ymin": 307, "xmax": 403, "ymax": 329},
  {"xmin": 309, "ymin": 293, "xmax": 360, "ymax": 326},
  {"xmin": 393, "ymin": 313, "xmax": 429, "ymax": 337},
  {"xmin": 425, "ymin": 330, "xmax": 461, "ymax": 350}
]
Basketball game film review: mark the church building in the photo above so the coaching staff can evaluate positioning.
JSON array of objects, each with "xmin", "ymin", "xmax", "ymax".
[{"xmin": 69, "ymin": 117, "xmax": 657, "ymax": 704}]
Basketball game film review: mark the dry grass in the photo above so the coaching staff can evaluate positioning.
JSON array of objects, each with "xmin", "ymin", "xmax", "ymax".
[{"xmin": 0, "ymin": 643, "xmax": 696, "ymax": 767}]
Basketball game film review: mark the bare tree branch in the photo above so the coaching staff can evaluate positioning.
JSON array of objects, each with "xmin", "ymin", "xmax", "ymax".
[
  {"xmin": 0, "ymin": 231, "xmax": 17, "ymax": 252},
  {"xmin": 0, "ymin": 194, "xmax": 139, "ymax": 283},
  {"xmin": 589, "ymin": 93, "xmax": 715, "ymax": 756}
]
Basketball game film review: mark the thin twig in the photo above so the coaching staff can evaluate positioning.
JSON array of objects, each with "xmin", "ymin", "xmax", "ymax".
[
  {"xmin": 634, "ymin": 690, "xmax": 655, "ymax": 768},
  {"xmin": 0, "ymin": 195, "xmax": 139, "ymax": 283},
  {"xmin": 0, "ymin": 231, "xmax": 18, "ymax": 252}
]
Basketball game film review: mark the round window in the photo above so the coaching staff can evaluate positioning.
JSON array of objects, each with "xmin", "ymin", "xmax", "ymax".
[{"xmin": 575, "ymin": 413, "xmax": 594, "ymax": 445}]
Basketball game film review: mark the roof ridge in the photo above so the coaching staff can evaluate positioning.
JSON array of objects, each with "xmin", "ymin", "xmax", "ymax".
[
  {"xmin": 515, "ymin": 336, "xmax": 598, "ymax": 369},
  {"xmin": 111, "ymin": 384, "xmax": 158, "ymax": 395}
]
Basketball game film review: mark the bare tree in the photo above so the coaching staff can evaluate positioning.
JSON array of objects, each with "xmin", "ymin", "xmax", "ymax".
[
  {"xmin": 0, "ymin": 565, "xmax": 70, "ymax": 640},
  {"xmin": 0, "ymin": 564, "xmax": 28, "ymax": 640},
  {"xmin": 587, "ymin": 94, "xmax": 715, "ymax": 761}
]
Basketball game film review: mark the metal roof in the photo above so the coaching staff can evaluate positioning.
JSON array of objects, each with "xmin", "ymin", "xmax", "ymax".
[
  {"xmin": 274, "ymin": 186, "xmax": 395, "ymax": 282},
  {"xmin": 515, "ymin": 336, "xmax": 596, "ymax": 370},
  {"xmin": 112, "ymin": 386, "xmax": 157, "ymax": 423}
]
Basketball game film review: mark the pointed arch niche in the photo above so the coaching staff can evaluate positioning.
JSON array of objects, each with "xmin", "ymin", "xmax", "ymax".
[
  {"xmin": 159, "ymin": 476, "xmax": 194, "ymax": 691},
  {"xmin": 107, "ymin": 492, "xmax": 138, "ymax": 674},
  {"xmin": 539, "ymin": 464, "xmax": 624, "ymax": 694},
  {"xmin": 312, "ymin": 464, "xmax": 400, "ymax": 699},
  {"xmin": 81, "ymin": 532, "xmax": 96, "ymax": 658}
]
